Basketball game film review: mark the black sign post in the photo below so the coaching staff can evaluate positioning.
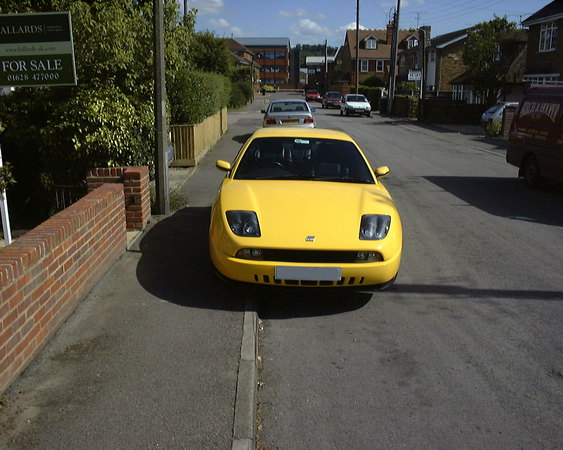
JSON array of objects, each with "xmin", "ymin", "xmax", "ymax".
[{"xmin": 0, "ymin": 12, "xmax": 77, "ymax": 87}]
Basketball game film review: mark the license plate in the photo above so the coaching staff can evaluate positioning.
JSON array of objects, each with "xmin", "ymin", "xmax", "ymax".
[
  {"xmin": 275, "ymin": 266, "xmax": 342, "ymax": 281},
  {"xmin": 282, "ymin": 120, "xmax": 299, "ymax": 124}
]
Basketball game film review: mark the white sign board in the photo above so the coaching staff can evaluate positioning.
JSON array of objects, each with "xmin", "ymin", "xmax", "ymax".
[{"xmin": 408, "ymin": 69, "xmax": 422, "ymax": 81}]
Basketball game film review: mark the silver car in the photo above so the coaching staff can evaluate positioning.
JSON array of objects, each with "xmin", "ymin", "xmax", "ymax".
[{"xmin": 262, "ymin": 99, "xmax": 316, "ymax": 128}]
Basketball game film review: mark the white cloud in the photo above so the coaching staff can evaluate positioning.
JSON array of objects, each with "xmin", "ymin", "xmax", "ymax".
[
  {"xmin": 208, "ymin": 18, "xmax": 242, "ymax": 36},
  {"xmin": 338, "ymin": 22, "xmax": 368, "ymax": 33},
  {"xmin": 279, "ymin": 8, "xmax": 308, "ymax": 18},
  {"xmin": 289, "ymin": 19, "xmax": 333, "ymax": 43},
  {"xmin": 190, "ymin": 0, "xmax": 224, "ymax": 15}
]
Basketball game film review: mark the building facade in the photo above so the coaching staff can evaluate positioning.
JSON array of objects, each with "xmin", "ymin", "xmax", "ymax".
[
  {"xmin": 234, "ymin": 37, "xmax": 291, "ymax": 86},
  {"xmin": 521, "ymin": 0, "xmax": 563, "ymax": 86}
]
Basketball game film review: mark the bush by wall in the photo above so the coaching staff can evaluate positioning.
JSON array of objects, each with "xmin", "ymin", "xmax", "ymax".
[{"xmin": 169, "ymin": 71, "xmax": 231, "ymax": 125}]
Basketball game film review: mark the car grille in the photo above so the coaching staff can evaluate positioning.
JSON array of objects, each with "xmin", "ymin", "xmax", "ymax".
[
  {"xmin": 253, "ymin": 274, "xmax": 366, "ymax": 287},
  {"xmin": 262, "ymin": 249, "xmax": 358, "ymax": 263}
]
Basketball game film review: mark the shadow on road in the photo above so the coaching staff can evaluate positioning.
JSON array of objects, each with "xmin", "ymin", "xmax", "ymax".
[
  {"xmin": 393, "ymin": 283, "xmax": 562, "ymax": 301},
  {"xmin": 136, "ymin": 206, "xmax": 373, "ymax": 317},
  {"xmin": 424, "ymin": 176, "xmax": 563, "ymax": 227}
]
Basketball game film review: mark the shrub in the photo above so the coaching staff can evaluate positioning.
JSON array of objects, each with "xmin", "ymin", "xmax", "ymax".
[
  {"xmin": 362, "ymin": 75, "xmax": 385, "ymax": 87},
  {"xmin": 169, "ymin": 71, "xmax": 231, "ymax": 124},
  {"xmin": 485, "ymin": 120, "xmax": 502, "ymax": 137}
]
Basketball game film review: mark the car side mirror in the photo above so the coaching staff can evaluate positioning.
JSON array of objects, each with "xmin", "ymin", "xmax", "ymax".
[
  {"xmin": 261, "ymin": 109, "xmax": 266, "ymax": 113},
  {"xmin": 216, "ymin": 160, "xmax": 232, "ymax": 172},
  {"xmin": 375, "ymin": 166, "xmax": 390, "ymax": 178}
]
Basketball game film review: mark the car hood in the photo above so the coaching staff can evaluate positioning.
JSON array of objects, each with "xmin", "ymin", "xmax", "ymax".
[{"xmin": 217, "ymin": 179, "xmax": 398, "ymax": 249}]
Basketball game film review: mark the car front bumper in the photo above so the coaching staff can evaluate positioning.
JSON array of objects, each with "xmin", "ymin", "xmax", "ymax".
[{"xmin": 210, "ymin": 245, "xmax": 401, "ymax": 288}]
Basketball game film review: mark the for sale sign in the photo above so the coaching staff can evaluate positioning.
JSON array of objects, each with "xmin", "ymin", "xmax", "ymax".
[{"xmin": 0, "ymin": 12, "xmax": 77, "ymax": 87}]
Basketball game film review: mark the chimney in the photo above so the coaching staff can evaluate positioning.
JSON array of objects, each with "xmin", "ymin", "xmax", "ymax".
[{"xmin": 386, "ymin": 21, "xmax": 394, "ymax": 45}]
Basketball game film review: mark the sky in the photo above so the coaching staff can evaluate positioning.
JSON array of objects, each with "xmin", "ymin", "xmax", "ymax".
[{"xmin": 182, "ymin": 0, "xmax": 546, "ymax": 48}]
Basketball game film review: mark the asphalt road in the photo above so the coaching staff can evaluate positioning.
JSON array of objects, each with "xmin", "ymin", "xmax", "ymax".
[
  {"xmin": 250, "ymin": 94, "xmax": 563, "ymax": 448},
  {"xmin": 1, "ymin": 92, "xmax": 561, "ymax": 449}
]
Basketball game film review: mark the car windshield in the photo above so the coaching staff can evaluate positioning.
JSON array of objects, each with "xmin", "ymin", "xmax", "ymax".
[
  {"xmin": 234, "ymin": 137, "xmax": 375, "ymax": 183},
  {"xmin": 326, "ymin": 92, "xmax": 341, "ymax": 98},
  {"xmin": 347, "ymin": 95, "xmax": 367, "ymax": 102},
  {"xmin": 269, "ymin": 102, "xmax": 309, "ymax": 113}
]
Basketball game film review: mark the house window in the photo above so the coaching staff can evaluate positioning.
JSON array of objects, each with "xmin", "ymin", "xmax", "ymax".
[
  {"xmin": 430, "ymin": 50, "xmax": 435, "ymax": 62},
  {"xmin": 452, "ymin": 85, "xmax": 464, "ymax": 101},
  {"xmin": 376, "ymin": 60, "xmax": 384, "ymax": 72},
  {"xmin": 539, "ymin": 21, "xmax": 557, "ymax": 51},
  {"xmin": 408, "ymin": 38, "xmax": 418, "ymax": 49},
  {"xmin": 360, "ymin": 60, "xmax": 369, "ymax": 72},
  {"xmin": 366, "ymin": 38, "xmax": 377, "ymax": 49}
]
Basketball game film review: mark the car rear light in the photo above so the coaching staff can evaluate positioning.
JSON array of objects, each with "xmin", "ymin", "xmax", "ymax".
[
  {"xmin": 304, "ymin": 118, "xmax": 314, "ymax": 124},
  {"xmin": 265, "ymin": 118, "xmax": 276, "ymax": 125}
]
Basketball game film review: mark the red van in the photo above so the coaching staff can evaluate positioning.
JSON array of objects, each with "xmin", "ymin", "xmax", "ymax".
[{"xmin": 506, "ymin": 86, "xmax": 563, "ymax": 188}]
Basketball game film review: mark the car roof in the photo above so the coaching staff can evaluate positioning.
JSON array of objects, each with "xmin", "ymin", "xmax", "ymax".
[
  {"xmin": 249, "ymin": 127, "xmax": 354, "ymax": 141},
  {"xmin": 270, "ymin": 98, "xmax": 307, "ymax": 103}
]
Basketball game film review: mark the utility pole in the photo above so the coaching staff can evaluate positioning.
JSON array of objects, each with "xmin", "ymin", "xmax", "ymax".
[
  {"xmin": 355, "ymin": 0, "xmax": 360, "ymax": 94},
  {"xmin": 324, "ymin": 39, "xmax": 328, "ymax": 91},
  {"xmin": 154, "ymin": 0, "xmax": 170, "ymax": 215},
  {"xmin": 387, "ymin": 0, "xmax": 401, "ymax": 113}
]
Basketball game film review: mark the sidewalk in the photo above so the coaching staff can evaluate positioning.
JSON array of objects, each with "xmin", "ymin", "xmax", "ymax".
[{"xmin": 0, "ymin": 102, "xmax": 261, "ymax": 449}]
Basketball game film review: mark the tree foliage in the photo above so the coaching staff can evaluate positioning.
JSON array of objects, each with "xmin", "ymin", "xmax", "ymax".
[
  {"xmin": 463, "ymin": 16, "xmax": 521, "ymax": 106},
  {"xmin": 0, "ymin": 0, "xmax": 231, "ymax": 225}
]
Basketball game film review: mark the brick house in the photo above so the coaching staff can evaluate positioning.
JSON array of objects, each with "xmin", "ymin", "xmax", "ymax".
[
  {"xmin": 421, "ymin": 28, "xmax": 473, "ymax": 98},
  {"xmin": 227, "ymin": 38, "xmax": 261, "ymax": 90},
  {"xmin": 521, "ymin": 0, "xmax": 563, "ymax": 86},
  {"xmin": 331, "ymin": 24, "xmax": 414, "ymax": 92},
  {"xmin": 450, "ymin": 29, "xmax": 528, "ymax": 104},
  {"xmin": 234, "ymin": 37, "xmax": 291, "ymax": 87}
]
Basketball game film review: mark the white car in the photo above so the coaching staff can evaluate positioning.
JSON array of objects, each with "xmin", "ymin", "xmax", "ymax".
[
  {"xmin": 481, "ymin": 102, "xmax": 518, "ymax": 127},
  {"xmin": 340, "ymin": 94, "xmax": 371, "ymax": 117}
]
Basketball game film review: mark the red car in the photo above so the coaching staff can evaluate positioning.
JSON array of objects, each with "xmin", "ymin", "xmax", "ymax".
[{"xmin": 305, "ymin": 89, "xmax": 321, "ymax": 102}]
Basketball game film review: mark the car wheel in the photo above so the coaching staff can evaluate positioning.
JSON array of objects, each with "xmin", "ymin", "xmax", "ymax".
[
  {"xmin": 365, "ymin": 112, "xmax": 370, "ymax": 117},
  {"xmin": 522, "ymin": 155, "xmax": 542, "ymax": 189},
  {"xmin": 340, "ymin": 109, "xmax": 343, "ymax": 116},
  {"xmin": 345, "ymin": 109, "xmax": 349, "ymax": 116}
]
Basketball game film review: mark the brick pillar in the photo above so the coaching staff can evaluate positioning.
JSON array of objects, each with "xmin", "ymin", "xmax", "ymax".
[{"xmin": 87, "ymin": 166, "xmax": 151, "ymax": 230}]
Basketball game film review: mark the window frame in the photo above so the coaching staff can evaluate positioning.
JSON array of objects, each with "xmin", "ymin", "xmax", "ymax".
[
  {"xmin": 539, "ymin": 21, "xmax": 557, "ymax": 52},
  {"xmin": 360, "ymin": 59, "xmax": 369, "ymax": 72}
]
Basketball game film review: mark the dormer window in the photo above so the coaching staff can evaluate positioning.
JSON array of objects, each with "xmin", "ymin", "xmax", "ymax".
[
  {"xmin": 407, "ymin": 37, "xmax": 418, "ymax": 49},
  {"xmin": 365, "ymin": 38, "xmax": 377, "ymax": 49}
]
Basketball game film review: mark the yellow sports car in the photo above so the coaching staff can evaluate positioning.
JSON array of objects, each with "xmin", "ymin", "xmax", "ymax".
[{"xmin": 209, "ymin": 127, "xmax": 402, "ymax": 288}]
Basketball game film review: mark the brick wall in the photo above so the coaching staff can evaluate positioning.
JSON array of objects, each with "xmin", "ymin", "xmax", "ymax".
[
  {"xmin": 0, "ymin": 184, "xmax": 127, "ymax": 394},
  {"xmin": 86, "ymin": 166, "xmax": 150, "ymax": 230}
]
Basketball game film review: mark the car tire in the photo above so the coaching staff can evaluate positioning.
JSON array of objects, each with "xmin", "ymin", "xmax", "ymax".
[
  {"xmin": 522, "ymin": 155, "xmax": 542, "ymax": 189},
  {"xmin": 345, "ymin": 110, "xmax": 349, "ymax": 116},
  {"xmin": 340, "ymin": 109, "xmax": 343, "ymax": 116},
  {"xmin": 365, "ymin": 112, "xmax": 370, "ymax": 117}
]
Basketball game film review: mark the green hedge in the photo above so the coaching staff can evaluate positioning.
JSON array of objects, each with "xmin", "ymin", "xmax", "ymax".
[
  {"xmin": 358, "ymin": 86, "xmax": 385, "ymax": 110},
  {"xmin": 169, "ymin": 71, "xmax": 231, "ymax": 125}
]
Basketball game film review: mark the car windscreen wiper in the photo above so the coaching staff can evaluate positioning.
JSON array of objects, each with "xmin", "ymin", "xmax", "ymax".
[{"xmin": 313, "ymin": 177, "xmax": 374, "ymax": 184}]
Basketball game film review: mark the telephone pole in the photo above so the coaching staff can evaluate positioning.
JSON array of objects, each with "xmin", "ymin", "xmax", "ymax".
[
  {"xmin": 154, "ymin": 0, "xmax": 170, "ymax": 215},
  {"xmin": 387, "ymin": 0, "xmax": 401, "ymax": 113}
]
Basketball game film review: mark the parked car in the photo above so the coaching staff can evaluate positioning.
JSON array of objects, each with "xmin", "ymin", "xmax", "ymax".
[
  {"xmin": 305, "ymin": 89, "xmax": 321, "ymax": 102},
  {"xmin": 322, "ymin": 91, "xmax": 343, "ymax": 109},
  {"xmin": 481, "ymin": 102, "xmax": 518, "ymax": 127},
  {"xmin": 340, "ymin": 94, "xmax": 371, "ymax": 117},
  {"xmin": 210, "ymin": 127, "xmax": 403, "ymax": 289},
  {"xmin": 507, "ymin": 86, "xmax": 563, "ymax": 188},
  {"xmin": 261, "ymin": 99, "xmax": 316, "ymax": 128}
]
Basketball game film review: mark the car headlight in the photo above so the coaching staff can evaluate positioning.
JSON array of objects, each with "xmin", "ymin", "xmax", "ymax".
[
  {"xmin": 226, "ymin": 211, "xmax": 261, "ymax": 237},
  {"xmin": 359, "ymin": 214, "xmax": 391, "ymax": 240}
]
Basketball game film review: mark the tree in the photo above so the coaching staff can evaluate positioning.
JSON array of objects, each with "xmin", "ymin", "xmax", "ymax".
[
  {"xmin": 189, "ymin": 30, "xmax": 233, "ymax": 75},
  {"xmin": 463, "ymin": 16, "xmax": 522, "ymax": 106},
  {"xmin": 0, "ymin": 0, "xmax": 229, "ymax": 225}
]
